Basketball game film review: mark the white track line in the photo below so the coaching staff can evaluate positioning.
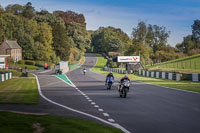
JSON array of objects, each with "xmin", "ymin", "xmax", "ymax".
[
  {"xmin": 108, "ymin": 119, "xmax": 115, "ymax": 122},
  {"xmin": 98, "ymin": 109, "xmax": 104, "ymax": 112},
  {"xmin": 94, "ymin": 105, "xmax": 99, "ymax": 108},
  {"xmin": 47, "ymin": 74, "xmax": 131, "ymax": 133},
  {"xmin": 103, "ymin": 113, "xmax": 110, "ymax": 117},
  {"xmin": 135, "ymin": 80, "xmax": 200, "ymax": 95}
]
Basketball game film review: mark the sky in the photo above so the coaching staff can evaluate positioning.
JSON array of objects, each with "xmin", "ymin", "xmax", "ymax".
[{"xmin": 1, "ymin": 0, "xmax": 200, "ymax": 46}]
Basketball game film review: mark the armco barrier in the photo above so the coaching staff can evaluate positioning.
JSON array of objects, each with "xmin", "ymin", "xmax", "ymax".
[
  {"xmin": 159, "ymin": 72, "xmax": 162, "ymax": 78},
  {"xmin": 172, "ymin": 73, "xmax": 177, "ymax": 80},
  {"xmin": 154, "ymin": 71, "xmax": 157, "ymax": 78},
  {"xmin": 199, "ymin": 74, "xmax": 200, "ymax": 81},
  {"xmin": 104, "ymin": 68, "xmax": 199, "ymax": 82},
  {"xmin": 165, "ymin": 72, "xmax": 169, "ymax": 79}
]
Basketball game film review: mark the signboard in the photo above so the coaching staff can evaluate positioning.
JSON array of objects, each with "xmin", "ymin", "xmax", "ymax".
[
  {"xmin": 117, "ymin": 56, "xmax": 140, "ymax": 62},
  {"xmin": 0, "ymin": 57, "xmax": 5, "ymax": 63}
]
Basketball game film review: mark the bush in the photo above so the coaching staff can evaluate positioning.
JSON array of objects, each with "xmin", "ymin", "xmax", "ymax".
[
  {"xmin": 25, "ymin": 60, "xmax": 36, "ymax": 66},
  {"xmin": 18, "ymin": 60, "xmax": 25, "ymax": 64},
  {"xmin": 106, "ymin": 60, "xmax": 117, "ymax": 68}
]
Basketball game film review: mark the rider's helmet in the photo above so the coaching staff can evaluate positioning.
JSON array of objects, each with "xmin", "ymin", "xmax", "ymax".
[{"xmin": 124, "ymin": 75, "xmax": 128, "ymax": 79}]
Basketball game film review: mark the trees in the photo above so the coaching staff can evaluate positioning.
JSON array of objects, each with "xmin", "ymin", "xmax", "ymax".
[
  {"xmin": 5, "ymin": 4, "xmax": 24, "ymax": 15},
  {"xmin": 54, "ymin": 10, "xmax": 86, "ymax": 26},
  {"xmin": 22, "ymin": 2, "xmax": 35, "ymax": 19},
  {"xmin": 66, "ymin": 22, "xmax": 90, "ymax": 51},
  {"xmin": 52, "ymin": 23, "xmax": 71, "ymax": 61},
  {"xmin": 91, "ymin": 27, "xmax": 130, "ymax": 54},
  {"xmin": 176, "ymin": 19, "xmax": 200, "ymax": 55},
  {"xmin": 130, "ymin": 21, "xmax": 170, "ymax": 63}
]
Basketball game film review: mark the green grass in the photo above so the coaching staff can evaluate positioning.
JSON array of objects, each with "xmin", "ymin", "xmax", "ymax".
[
  {"xmin": 8, "ymin": 62, "xmax": 39, "ymax": 70},
  {"xmin": 0, "ymin": 111, "xmax": 123, "ymax": 133},
  {"xmin": 146, "ymin": 54, "xmax": 200, "ymax": 73},
  {"xmin": 91, "ymin": 53, "xmax": 200, "ymax": 93},
  {"xmin": 91, "ymin": 53, "xmax": 107, "ymax": 73},
  {"xmin": 147, "ymin": 67, "xmax": 200, "ymax": 74},
  {"xmin": 0, "ymin": 78, "xmax": 38, "ymax": 104},
  {"xmin": 69, "ymin": 56, "xmax": 85, "ymax": 71},
  {"xmin": 0, "ymin": 69, "xmax": 34, "ymax": 77}
]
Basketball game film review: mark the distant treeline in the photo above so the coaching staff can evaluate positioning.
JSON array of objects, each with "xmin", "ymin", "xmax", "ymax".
[
  {"xmin": 0, "ymin": 2, "xmax": 89, "ymax": 63},
  {"xmin": 0, "ymin": 2, "xmax": 199, "ymax": 65}
]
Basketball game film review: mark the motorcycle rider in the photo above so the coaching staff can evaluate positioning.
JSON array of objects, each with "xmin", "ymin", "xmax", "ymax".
[
  {"xmin": 83, "ymin": 68, "xmax": 87, "ymax": 75},
  {"xmin": 119, "ymin": 75, "xmax": 130, "ymax": 91},
  {"xmin": 105, "ymin": 72, "xmax": 114, "ymax": 84}
]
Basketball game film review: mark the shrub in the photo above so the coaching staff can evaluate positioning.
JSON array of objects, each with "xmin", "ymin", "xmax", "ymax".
[
  {"xmin": 25, "ymin": 60, "xmax": 36, "ymax": 66},
  {"xmin": 18, "ymin": 60, "xmax": 25, "ymax": 64}
]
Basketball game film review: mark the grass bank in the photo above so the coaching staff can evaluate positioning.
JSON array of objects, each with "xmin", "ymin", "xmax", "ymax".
[
  {"xmin": 0, "ymin": 111, "xmax": 123, "ymax": 133},
  {"xmin": 0, "ymin": 78, "xmax": 38, "ymax": 104},
  {"xmin": 91, "ymin": 54, "xmax": 200, "ymax": 93},
  {"xmin": 146, "ymin": 54, "xmax": 200, "ymax": 73}
]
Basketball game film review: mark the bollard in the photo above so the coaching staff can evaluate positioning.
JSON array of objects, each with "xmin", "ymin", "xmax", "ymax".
[
  {"xmin": 192, "ymin": 73, "xmax": 199, "ymax": 82},
  {"xmin": 147, "ymin": 71, "xmax": 149, "ymax": 77},
  {"xmin": 139, "ymin": 70, "xmax": 141, "ymax": 75},
  {"xmin": 1, "ymin": 73, "xmax": 5, "ymax": 82},
  {"xmin": 176, "ymin": 73, "xmax": 181, "ymax": 81},
  {"xmin": 143, "ymin": 70, "xmax": 145, "ymax": 76},
  {"xmin": 9, "ymin": 72, "xmax": 12, "ymax": 79},
  {"xmin": 162, "ymin": 72, "xmax": 165, "ymax": 79},
  {"xmin": 4, "ymin": 72, "xmax": 8, "ymax": 80},
  {"xmin": 151, "ymin": 72, "xmax": 154, "ymax": 77},
  {"xmin": 156, "ymin": 72, "xmax": 159, "ymax": 78},
  {"xmin": 168, "ymin": 73, "xmax": 173, "ymax": 80}
]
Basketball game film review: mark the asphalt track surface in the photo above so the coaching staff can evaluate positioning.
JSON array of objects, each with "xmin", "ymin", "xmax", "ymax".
[{"xmin": 0, "ymin": 54, "xmax": 200, "ymax": 133}]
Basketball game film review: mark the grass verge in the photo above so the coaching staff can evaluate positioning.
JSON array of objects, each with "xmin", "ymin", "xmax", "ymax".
[
  {"xmin": 8, "ymin": 62, "xmax": 39, "ymax": 70},
  {"xmin": 91, "ymin": 54, "xmax": 200, "ymax": 93},
  {"xmin": 0, "ymin": 69, "xmax": 34, "ymax": 77},
  {"xmin": 69, "ymin": 56, "xmax": 85, "ymax": 71},
  {"xmin": 0, "ymin": 78, "xmax": 38, "ymax": 104},
  {"xmin": 0, "ymin": 111, "xmax": 123, "ymax": 133}
]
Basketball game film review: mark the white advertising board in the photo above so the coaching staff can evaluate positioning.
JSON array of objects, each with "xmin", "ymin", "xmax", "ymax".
[
  {"xmin": 0, "ymin": 57, "xmax": 5, "ymax": 63},
  {"xmin": 117, "ymin": 56, "xmax": 140, "ymax": 62},
  {"xmin": 0, "ymin": 64, "xmax": 5, "ymax": 68}
]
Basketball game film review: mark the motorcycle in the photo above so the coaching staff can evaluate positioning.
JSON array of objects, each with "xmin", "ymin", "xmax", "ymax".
[
  {"xmin": 83, "ymin": 69, "xmax": 87, "ymax": 75},
  {"xmin": 118, "ymin": 80, "xmax": 130, "ymax": 98},
  {"xmin": 106, "ymin": 77, "xmax": 114, "ymax": 90}
]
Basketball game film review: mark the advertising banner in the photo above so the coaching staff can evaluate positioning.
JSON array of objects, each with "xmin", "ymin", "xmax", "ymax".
[{"xmin": 117, "ymin": 56, "xmax": 140, "ymax": 62}]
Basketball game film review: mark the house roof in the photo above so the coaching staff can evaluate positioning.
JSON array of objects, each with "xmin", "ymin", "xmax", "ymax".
[{"xmin": 5, "ymin": 40, "xmax": 21, "ymax": 49}]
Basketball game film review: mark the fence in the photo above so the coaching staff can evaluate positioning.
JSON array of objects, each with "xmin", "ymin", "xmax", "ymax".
[
  {"xmin": 103, "ymin": 66, "xmax": 200, "ymax": 82},
  {"xmin": 0, "ymin": 71, "xmax": 12, "ymax": 82},
  {"xmin": 157, "ymin": 59, "xmax": 200, "ymax": 71},
  {"xmin": 138, "ymin": 70, "xmax": 200, "ymax": 82},
  {"xmin": 104, "ymin": 66, "xmax": 127, "ymax": 74}
]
